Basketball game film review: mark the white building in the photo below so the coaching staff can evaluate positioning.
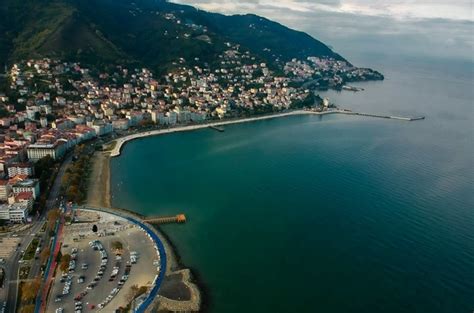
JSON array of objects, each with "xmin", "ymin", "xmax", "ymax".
[
  {"xmin": 0, "ymin": 202, "xmax": 29, "ymax": 223},
  {"xmin": 7, "ymin": 162, "xmax": 34, "ymax": 178},
  {"xmin": 167, "ymin": 112, "xmax": 177, "ymax": 125},
  {"xmin": 12, "ymin": 179, "xmax": 40, "ymax": 199},
  {"xmin": 112, "ymin": 119, "xmax": 130, "ymax": 130},
  {"xmin": 90, "ymin": 122, "xmax": 113, "ymax": 136},
  {"xmin": 0, "ymin": 180, "xmax": 12, "ymax": 201},
  {"xmin": 27, "ymin": 142, "xmax": 66, "ymax": 161},
  {"xmin": 40, "ymin": 116, "xmax": 48, "ymax": 128}
]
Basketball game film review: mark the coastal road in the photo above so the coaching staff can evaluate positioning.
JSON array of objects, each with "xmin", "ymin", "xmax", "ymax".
[
  {"xmin": 28, "ymin": 155, "xmax": 73, "ymax": 280},
  {"xmin": 4, "ymin": 154, "xmax": 73, "ymax": 313},
  {"xmin": 27, "ymin": 154, "xmax": 72, "ymax": 281},
  {"xmin": 4, "ymin": 222, "xmax": 43, "ymax": 313}
]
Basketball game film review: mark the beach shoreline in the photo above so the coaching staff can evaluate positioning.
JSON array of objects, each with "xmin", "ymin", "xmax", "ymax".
[
  {"xmin": 110, "ymin": 109, "xmax": 325, "ymax": 157},
  {"xmin": 86, "ymin": 150, "xmax": 111, "ymax": 208},
  {"xmin": 85, "ymin": 110, "xmax": 323, "ymax": 311},
  {"xmin": 86, "ymin": 151, "xmax": 203, "ymax": 311},
  {"xmin": 85, "ymin": 108, "xmax": 425, "ymax": 311},
  {"xmin": 109, "ymin": 108, "xmax": 423, "ymax": 158}
]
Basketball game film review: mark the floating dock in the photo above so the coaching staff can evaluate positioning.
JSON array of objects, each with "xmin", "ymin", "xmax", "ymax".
[
  {"xmin": 144, "ymin": 214, "xmax": 187, "ymax": 224},
  {"xmin": 209, "ymin": 125, "xmax": 225, "ymax": 132}
]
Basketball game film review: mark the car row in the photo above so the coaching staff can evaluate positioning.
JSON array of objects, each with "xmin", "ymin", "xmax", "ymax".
[
  {"xmin": 130, "ymin": 251, "xmax": 139, "ymax": 264},
  {"xmin": 61, "ymin": 274, "xmax": 73, "ymax": 296},
  {"xmin": 74, "ymin": 300, "xmax": 83, "ymax": 313}
]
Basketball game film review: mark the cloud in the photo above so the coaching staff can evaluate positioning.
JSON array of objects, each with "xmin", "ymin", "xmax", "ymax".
[
  {"xmin": 175, "ymin": 0, "xmax": 473, "ymax": 21},
  {"xmin": 172, "ymin": 0, "xmax": 474, "ymax": 61}
]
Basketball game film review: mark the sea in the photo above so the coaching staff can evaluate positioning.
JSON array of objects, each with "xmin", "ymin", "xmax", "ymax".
[{"xmin": 110, "ymin": 52, "xmax": 474, "ymax": 312}]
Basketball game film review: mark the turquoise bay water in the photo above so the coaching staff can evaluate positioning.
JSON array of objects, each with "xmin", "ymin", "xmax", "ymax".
[{"xmin": 111, "ymin": 56, "xmax": 474, "ymax": 312}]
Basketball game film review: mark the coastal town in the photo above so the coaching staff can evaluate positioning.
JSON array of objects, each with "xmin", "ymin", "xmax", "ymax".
[
  {"xmin": 0, "ymin": 49, "xmax": 383, "ymax": 313},
  {"xmin": 0, "ymin": 46, "xmax": 385, "ymax": 222}
]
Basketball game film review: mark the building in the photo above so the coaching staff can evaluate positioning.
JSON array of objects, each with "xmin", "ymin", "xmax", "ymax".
[
  {"xmin": 52, "ymin": 119, "xmax": 74, "ymax": 130},
  {"xmin": 12, "ymin": 191, "xmax": 34, "ymax": 210},
  {"xmin": 12, "ymin": 179, "xmax": 40, "ymax": 199},
  {"xmin": 0, "ymin": 180, "xmax": 11, "ymax": 201},
  {"xmin": 27, "ymin": 142, "xmax": 66, "ymax": 161},
  {"xmin": 90, "ymin": 121, "xmax": 113, "ymax": 136},
  {"xmin": 112, "ymin": 119, "xmax": 130, "ymax": 130},
  {"xmin": 0, "ymin": 202, "xmax": 29, "ymax": 223},
  {"xmin": 7, "ymin": 162, "xmax": 34, "ymax": 178},
  {"xmin": 40, "ymin": 116, "xmax": 48, "ymax": 128}
]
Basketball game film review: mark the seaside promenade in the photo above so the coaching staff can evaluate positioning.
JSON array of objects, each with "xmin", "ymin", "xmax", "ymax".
[
  {"xmin": 110, "ymin": 110, "xmax": 317, "ymax": 157},
  {"xmin": 109, "ymin": 109, "xmax": 425, "ymax": 157}
]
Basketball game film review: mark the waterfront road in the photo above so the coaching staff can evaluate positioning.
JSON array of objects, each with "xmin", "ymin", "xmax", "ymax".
[
  {"xmin": 28, "ymin": 154, "xmax": 73, "ymax": 281},
  {"xmin": 4, "ymin": 154, "xmax": 73, "ymax": 313}
]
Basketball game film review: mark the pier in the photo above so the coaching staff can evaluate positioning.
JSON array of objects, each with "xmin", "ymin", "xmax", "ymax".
[
  {"xmin": 144, "ymin": 214, "xmax": 187, "ymax": 224},
  {"xmin": 209, "ymin": 125, "xmax": 225, "ymax": 132},
  {"xmin": 342, "ymin": 85, "xmax": 364, "ymax": 92}
]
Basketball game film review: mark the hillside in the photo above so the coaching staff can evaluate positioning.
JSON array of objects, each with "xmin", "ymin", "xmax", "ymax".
[{"xmin": 0, "ymin": 0, "xmax": 345, "ymax": 72}]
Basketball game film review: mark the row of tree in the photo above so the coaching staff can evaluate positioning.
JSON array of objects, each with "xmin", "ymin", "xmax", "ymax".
[
  {"xmin": 34, "ymin": 155, "xmax": 58, "ymax": 214},
  {"xmin": 61, "ymin": 145, "xmax": 92, "ymax": 204}
]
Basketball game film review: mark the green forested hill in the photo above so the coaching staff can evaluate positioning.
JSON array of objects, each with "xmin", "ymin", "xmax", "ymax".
[{"xmin": 0, "ymin": 0, "xmax": 345, "ymax": 71}]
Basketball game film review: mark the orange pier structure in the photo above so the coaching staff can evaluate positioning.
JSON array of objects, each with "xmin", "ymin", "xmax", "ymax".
[{"xmin": 144, "ymin": 214, "xmax": 187, "ymax": 224}]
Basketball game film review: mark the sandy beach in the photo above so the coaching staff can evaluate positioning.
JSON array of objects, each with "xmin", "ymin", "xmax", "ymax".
[
  {"xmin": 85, "ymin": 149, "xmax": 202, "ymax": 311},
  {"xmin": 86, "ymin": 150, "xmax": 111, "ymax": 208}
]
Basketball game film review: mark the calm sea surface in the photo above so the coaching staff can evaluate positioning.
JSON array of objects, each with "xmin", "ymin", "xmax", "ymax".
[{"xmin": 111, "ymin": 55, "xmax": 474, "ymax": 313}]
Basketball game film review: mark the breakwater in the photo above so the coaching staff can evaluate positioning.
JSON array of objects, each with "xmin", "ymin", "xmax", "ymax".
[{"xmin": 341, "ymin": 112, "xmax": 425, "ymax": 121}]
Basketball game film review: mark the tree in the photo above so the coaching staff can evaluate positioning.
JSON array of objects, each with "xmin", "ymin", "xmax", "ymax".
[
  {"xmin": 34, "ymin": 155, "xmax": 54, "ymax": 179},
  {"xmin": 92, "ymin": 224, "xmax": 98, "ymax": 233},
  {"xmin": 47, "ymin": 209, "xmax": 60, "ymax": 226},
  {"xmin": 59, "ymin": 254, "xmax": 71, "ymax": 272},
  {"xmin": 125, "ymin": 284, "xmax": 140, "ymax": 303},
  {"xmin": 21, "ymin": 278, "xmax": 41, "ymax": 302},
  {"xmin": 19, "ymin": 304, "xmax": 35, "ymax": 313},
  {"xmin": 40, "ymin": 247, "xmax": 50, "ymax": 264},
  {"xmin": 111, "ymin": 241, "xmax": 123, "ymax": 251}
]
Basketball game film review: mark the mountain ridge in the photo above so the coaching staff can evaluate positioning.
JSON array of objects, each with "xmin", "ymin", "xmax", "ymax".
[{"xmin": 0, "ymin": 0, "xmax": 346, "ymax": 71}]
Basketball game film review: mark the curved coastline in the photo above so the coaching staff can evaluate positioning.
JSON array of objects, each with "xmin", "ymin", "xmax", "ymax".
[
  {"xmin": 110, "ymin": 110, "xmax": 325, "ymax": 157},
  {"xmin": 89, "ymin": 108, "xmax": 425, "ymax": 312},
  {"xmin": 86, "ymin": 168, "xmax": 203, "ymax": 311},
  {"xmin": 109, "ymin": 108, "xmax": 424, "ymax": 158}
]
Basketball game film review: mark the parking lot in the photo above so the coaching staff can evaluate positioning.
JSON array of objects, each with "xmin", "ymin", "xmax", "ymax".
[
  {"xmin": 0, "ymin": 237, "xmax": 20, "ymax": 259},
  {"xmin": 46, "ymin": 210, "xmax": 160, "ymax": 312}
]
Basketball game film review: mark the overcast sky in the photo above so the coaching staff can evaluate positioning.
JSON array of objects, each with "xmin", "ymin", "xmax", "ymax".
[
  {"xmin": 174, "ymin": 0, "xmax": 473, "ymax": 21},
  {"xmin": 173, "ymin": 0, "xmax": 473, "ymax": 62}
]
